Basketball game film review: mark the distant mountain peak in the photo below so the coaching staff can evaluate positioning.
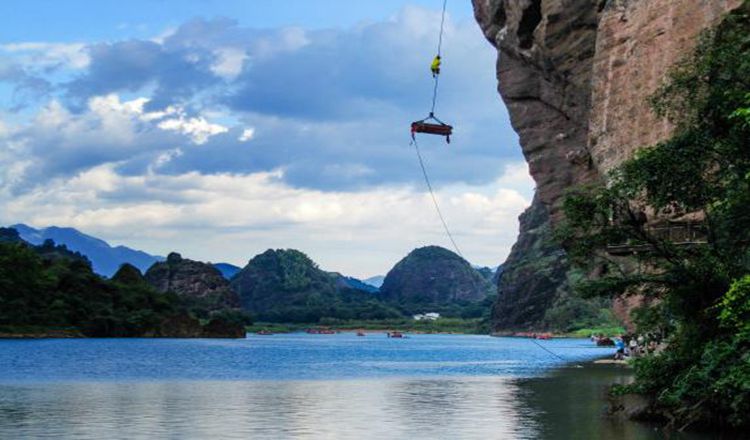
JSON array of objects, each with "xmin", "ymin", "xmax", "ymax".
[
  {"xmin": 363, "ymin": 275, "xmax": 385, "ymax": 288},
  {"xmin": 9, "ymin": 224, "xmax": 163, "ymax": 277},
  {"xmin": 213, "ymin": 262, "xmax": 242, "ymax": 280}
]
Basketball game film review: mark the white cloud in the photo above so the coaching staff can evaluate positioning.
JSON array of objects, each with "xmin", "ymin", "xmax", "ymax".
[
  {"xmin": 238, "ymin": 127, "xmax": 255, "ymax": 142},
  {"xmin": 211, "ymin": 47, "xmax": 247, "ymax": 79},
  {"xmin": 157, "ymin": 115, "xmax": 228, "ymax": 144},
  {"xmin": 0, "ymin": 42, "xmax": 90, "ymax": 69},
  {"xmin": 1, "ymin": 164, "xmax": 531, "ymax": 277},
  {"xmin": 150, "ymin": 148, "xmax": 183, "ymax": 172}
]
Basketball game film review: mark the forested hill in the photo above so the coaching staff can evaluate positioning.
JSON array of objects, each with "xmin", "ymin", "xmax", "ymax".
[
  {"xmin": 230, "ymin": 249, "xmax": 399, "ymax": 323},
  {"xmin": 0, "ymin": 227, "xmax": 245, "ymax": 338}
]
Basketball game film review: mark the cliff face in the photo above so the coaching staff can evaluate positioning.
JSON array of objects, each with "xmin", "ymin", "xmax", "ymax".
[
  {"xmin": 491, "ymin": 194, "xmax": 568, "ymax": 329},
  {"xmin": 473, "ymin": 0, "xmax": 742, "ymax": 330},
  {"xmin": 588, "ymin": 0, "xmax": 743, "ymax": 173}
]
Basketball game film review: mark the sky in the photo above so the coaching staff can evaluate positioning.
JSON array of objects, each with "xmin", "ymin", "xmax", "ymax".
[{"xmin": 0, "ymin": 1, "xmax": 532, "ymax": 278}]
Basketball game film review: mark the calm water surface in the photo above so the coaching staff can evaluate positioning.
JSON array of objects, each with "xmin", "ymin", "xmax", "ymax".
[{"xmin": 0, "ymin": 334, "xmax": 712, "ymax": 439}]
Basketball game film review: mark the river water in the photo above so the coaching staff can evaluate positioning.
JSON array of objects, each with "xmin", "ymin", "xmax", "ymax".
[{"xmin": 0, "ymin": 334, "xmax": 718, "ymax": 439}]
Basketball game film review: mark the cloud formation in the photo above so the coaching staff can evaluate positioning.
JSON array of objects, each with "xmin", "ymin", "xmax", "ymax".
[
  {"xmin": 0, "ymin": 6, "xmax": 530, "ymax": 275},
  {"xmin": 1, "ymin": 162, "xmax": 532, "ymax": 277},
  {"xmin": 3, "ymin": 7, "xmax": 520, "ymax": 192}
]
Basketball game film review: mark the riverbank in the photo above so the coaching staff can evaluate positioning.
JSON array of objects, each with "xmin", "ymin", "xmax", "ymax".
[
  {"xmin": 492, "ymin": 325, "xmax": 626, "ymax": 339},
  {"xmin": 0, "ymin": 326, "xmax": 83, "ymax": 339},
  {"xmin": 246, "ymin": 317, "xmax": 487, "ymax": 334}
]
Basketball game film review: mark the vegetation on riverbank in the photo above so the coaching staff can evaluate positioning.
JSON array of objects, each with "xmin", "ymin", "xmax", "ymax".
[
  {"xmin": 0, "ymin": 228, "xmax": 246, "ymax": 338},
  {"xmin": 559, "ymin": 4, "xmax": 750, "ymax": 431},
  {"xmin": 246, "ymin": 317, "xmax": 489, "ymax": 334}
]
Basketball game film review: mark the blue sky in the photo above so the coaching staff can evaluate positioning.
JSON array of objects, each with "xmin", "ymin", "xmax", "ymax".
[{"xmin": 0, "ymin": 1, "xmax": 531, "ymax": 278}]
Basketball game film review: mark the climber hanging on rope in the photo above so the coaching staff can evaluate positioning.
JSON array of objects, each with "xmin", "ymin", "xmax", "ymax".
[
  {"xmin": 407, "ymin": 0, "xmax": 464, "ymax": 259},
  {"xmin": 411, "ymin": 0, "xmax": 452, "ymax": 144},
  {"xmin": 431, "ymin": 55, "xmax": 441, "ymax": 77}
]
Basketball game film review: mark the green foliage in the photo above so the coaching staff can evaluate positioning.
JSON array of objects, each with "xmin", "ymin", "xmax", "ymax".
[
  {"xmin": 380, "ymin": 246, "xmax": 493, "ymax": 313},
  {"xmin": 316, "ymin": 317, "xmax": 488, "ymax": 334},
  {"xmin": 569, "ymin": 325, "xmax": 625, "ymax": 338},
  {"xmin": 718, "ymin": 275, "xmax": 750, "ymax": 331},
  {"xmin": 231, "ymin": 247, "xmax": 491, "ymax": 324},
  {"xmin": 0, "ymin": 235, "xmax": 242, "ymax": 337},
  {"xmin": 208, "ymin": 308, "xmax": 253, "ymax": 327},
  {"xmin": 624, "ymin": 328, "xmax": 750, "ymax": 429},
  {"xmin": 232, "ymin": 249, "xmax": 404, "ymax": 323},
  {"xmin": 542, "ymin": 295, "xmax": 620, "ymax": 333},
  {"xmin": 558, "ymin": 4, "xmax": 750, "ymax": 430}
]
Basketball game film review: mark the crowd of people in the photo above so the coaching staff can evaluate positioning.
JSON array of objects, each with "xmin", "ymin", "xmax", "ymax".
[{"xmin": 592, "ymin": 333, "xmax": 664, "ymax": 360}]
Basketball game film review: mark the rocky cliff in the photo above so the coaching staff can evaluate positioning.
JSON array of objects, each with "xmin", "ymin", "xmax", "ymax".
[
  {"xmin": 473, "ymin": 0, "xmax": 743, "ymax": 330},
  {"xmin": 490, "ymin": 194, "xmax": 568, "ymax": 329},
  {"xmin": 145, "ymin": 252, "xmax": 240, "ymax": 310}
]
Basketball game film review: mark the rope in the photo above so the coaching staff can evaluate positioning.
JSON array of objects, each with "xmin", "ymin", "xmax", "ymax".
[
  {"xmin": 530, "ymin": 339, "xmax": 583, "ymax": 368},
  {"xmin": 531, "ymin": 339, "xmax": 567, "ymax": 362},
  {"xmin": 430, "ymin": 76, "xmax": 440, "ymax": 115},
  {"xmin": 437, "ymin": 0, "xmax": 448, "ymax": 56},
  {"xmin": 430, "ymin": 0, "xmax": 448, "ymax": 116},
  {"xmin": 411, "ymin": 136, "xmax": 463, "ymax": 258}
]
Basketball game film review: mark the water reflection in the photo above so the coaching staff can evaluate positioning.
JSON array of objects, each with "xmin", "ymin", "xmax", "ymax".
[
  {"xmin": 0, "ymin": 377, "xmax": 537, "ymax": 440},
  {"xmin": 515, "ymin": 363, "xmax": 734, "ymax": 440}
]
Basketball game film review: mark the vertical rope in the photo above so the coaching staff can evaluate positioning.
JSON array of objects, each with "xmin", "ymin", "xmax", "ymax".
[
  {"xmin": 411, "ymin": 136, "xmax": 463, "ymax": 258},
  {"xmin": 430, "ymin": 75, "xmax": 440, "ymax": 115},
  {"xmin": 437, "ymin": 0, "xmax": 448, "ymax": 56},
  {"xmin": 430, "ymin": 0, "xmax": 448, "ymax": 116}
]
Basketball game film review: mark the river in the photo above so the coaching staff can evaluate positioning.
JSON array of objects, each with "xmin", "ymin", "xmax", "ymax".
[{"xmin": 0, "ymin": 333, "xmax": 721, "ymax": 439}]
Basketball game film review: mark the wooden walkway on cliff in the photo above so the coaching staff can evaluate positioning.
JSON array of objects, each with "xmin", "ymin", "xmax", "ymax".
[{"xmin": 606, "ymin": 221, "xmax": 708, "ymax": 255}]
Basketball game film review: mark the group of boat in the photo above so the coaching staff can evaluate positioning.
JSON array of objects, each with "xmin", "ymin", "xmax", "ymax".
[
  {"xmin": 305, "ymin": 328, "xmax": 337, "ymax": 335},
  {"xmin": 255, "ymin": 329, "xmax": 407, "ymax": 337}
]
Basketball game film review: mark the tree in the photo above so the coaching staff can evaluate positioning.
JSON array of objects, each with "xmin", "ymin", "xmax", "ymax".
[{"xmin": 558, "ymin": 4, "xmax": 750, "ymax": 430}]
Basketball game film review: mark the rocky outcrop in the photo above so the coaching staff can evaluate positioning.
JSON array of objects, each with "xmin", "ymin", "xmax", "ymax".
[
  {"xmin": 491, "ymin": 194, "xmax": 568, "ymax": 329},
  {"xmin": 474, "ymin": 0, "xmax": 601, "ymax": 223},
  {"xmin": 380, "ymin": 246, "xmax": 492, "ymax": 306},
  {"xmin": 473, "ymin": 0, "xmax": 743, "ymax": 330},
  {"xmin": 145, "ymin": 252, "xmax": 240, "ymax": 310}
]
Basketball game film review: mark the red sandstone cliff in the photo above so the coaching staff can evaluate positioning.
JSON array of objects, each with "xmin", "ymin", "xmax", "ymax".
[{"xmin": 473, "ymin": 0, "xmax": 743, "ymax": 330}]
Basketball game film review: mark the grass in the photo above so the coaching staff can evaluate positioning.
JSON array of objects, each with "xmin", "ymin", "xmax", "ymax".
[
  {"xmin": 245, "ymin": 323, "xmax": 306, "ymax": 334},
  {"xmin": 566, "ymin": 326, "xmax": 626, "ymax": 338},
  {"xmin": 246, "ymin": 318, "xmax": 487, "ymax": 334}
]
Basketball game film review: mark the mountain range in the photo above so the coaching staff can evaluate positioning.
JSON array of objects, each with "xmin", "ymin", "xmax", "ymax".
[
  {"xmin": 11, "ymin": 224, "xmax": 244, "ymax": 280},
  {"xmin": 6, "ymin": 224, "xmax": 495, "ymax": 322},
  {"xmin": 12, "ymin": 224, "xmax": 163, "ymax": 277}
]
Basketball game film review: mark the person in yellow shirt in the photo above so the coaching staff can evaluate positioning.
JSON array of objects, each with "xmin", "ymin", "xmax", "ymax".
[{"xmin": 431, "ymin": 55, "xmax": 441, "ymax": 77}]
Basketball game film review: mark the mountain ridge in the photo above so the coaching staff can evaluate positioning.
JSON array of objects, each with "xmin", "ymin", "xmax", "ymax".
[{"xmin": 11, "ymin": 223, "xmax": 163, "ymax": 277}]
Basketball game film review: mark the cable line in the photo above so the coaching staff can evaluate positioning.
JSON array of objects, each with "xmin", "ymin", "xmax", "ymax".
[
  {"xmin": 411, "ymin": 136, "xmax": 463, "ymax": 259},
  {"xmin": 408, "ymin": 0, "xmax": 462, "ymax": 259},
  {"xmin": 530, "ymin": 339, "xmax": 584, "ymax": 368}
]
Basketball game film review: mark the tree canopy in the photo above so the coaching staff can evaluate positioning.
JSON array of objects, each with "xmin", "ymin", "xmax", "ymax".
[{"xmin": 558, "ymin": 4, "xmax": 750, "ymax": 430}]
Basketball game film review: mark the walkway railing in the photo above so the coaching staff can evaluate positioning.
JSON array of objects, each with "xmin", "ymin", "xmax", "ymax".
[{"xmin": 606, "ymin": 222, "xmax": 708, "ymax": 255}]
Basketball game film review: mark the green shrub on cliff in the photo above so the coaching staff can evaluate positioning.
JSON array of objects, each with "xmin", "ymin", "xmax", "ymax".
[{"xmin": 559, "ymin": 4, "xmax": 750, "ymax": 431}]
